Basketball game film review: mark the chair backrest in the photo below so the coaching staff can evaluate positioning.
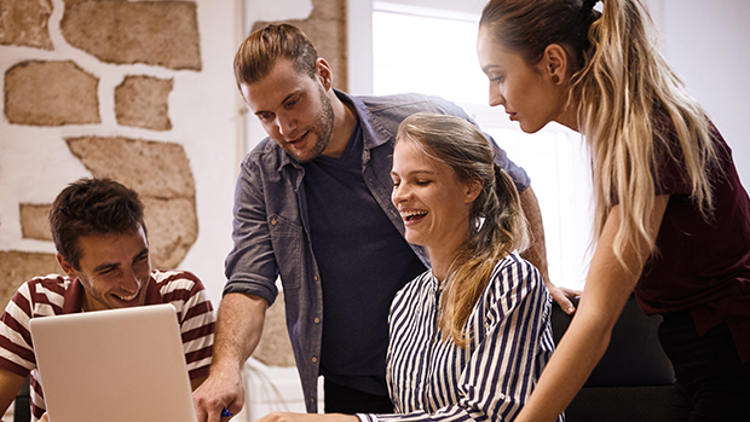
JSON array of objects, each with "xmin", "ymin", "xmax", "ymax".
[
  {"xmin": 550, "ymin": 294, "xmax": 674, "ymax": 387},
  {"xmin": 550, "ymin": 294, "xmax": 677, "ymax": 421}
]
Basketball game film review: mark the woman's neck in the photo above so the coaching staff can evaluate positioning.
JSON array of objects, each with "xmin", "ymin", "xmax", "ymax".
[{"xmin": 429, "ymin": 247, "xmax": 460, "ymax": 282}]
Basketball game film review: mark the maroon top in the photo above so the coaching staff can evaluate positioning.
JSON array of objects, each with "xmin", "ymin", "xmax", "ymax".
[{"xmin": 633, "ymin": 113, "xmax": 750, "ymax": 362}]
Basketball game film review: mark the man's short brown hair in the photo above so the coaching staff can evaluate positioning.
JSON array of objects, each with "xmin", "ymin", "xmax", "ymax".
[
  {"xmin": 233, "ymin": 23, "xmax": 318, "ymax": 88},
  {"xmin": 49, "ymin": 178, "xmax": 146, "ymax": 270}
]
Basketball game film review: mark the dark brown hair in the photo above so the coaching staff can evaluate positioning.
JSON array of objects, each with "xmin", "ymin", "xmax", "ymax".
[
  {"xmin": 233, "ymin": 23, "xmax": 318, "ymax": 88},
  {"xmin": 49, "ymin": 178, "xmax": 146, "ymax": 270}
]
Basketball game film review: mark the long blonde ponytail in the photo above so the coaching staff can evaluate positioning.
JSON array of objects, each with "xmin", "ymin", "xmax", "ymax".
[{"xmin": 480, "ymin": 0, "xmax": 719, "ymax": 266}]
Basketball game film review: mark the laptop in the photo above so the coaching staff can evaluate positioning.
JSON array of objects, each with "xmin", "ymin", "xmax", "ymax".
[{"xmin": 29, "ymin": 304, "xmax": 198, "ymax": 422}]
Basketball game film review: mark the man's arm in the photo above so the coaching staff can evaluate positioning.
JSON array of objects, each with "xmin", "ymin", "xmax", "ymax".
[
  {"xmin": 519, "ymin": 186, "xmax": 580, "ymax": 314},
  {"xmin": 0, "ymin": 368, "xmax": 26, "ymax": 416},
  {"xmin": 193, "ymin": 292, "xmax": 268, "ymax": 422}
]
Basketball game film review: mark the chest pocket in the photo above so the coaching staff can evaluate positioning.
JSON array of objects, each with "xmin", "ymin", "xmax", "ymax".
[{"xmin": 267, "ymin": 213, "xmax": 304, "ymax": 289}]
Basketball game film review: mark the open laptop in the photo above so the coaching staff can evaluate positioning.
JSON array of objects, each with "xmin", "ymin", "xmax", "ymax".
[{"xmin": 29, "ymin": 304, "xmax": 198, "ymax": 422}]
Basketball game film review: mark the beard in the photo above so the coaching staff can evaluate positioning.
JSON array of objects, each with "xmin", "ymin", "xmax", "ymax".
[{"xmin": 288, "ymin": 84, "xmax": 335, "ymax": 163}]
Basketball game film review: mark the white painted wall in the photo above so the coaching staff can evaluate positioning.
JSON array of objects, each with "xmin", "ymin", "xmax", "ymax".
[{"xmin": 650, "ymin": 0, "xmax": 750, "ymax": 186}]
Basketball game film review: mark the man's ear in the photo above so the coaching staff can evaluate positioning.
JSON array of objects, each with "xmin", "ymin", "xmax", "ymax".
[
  {"xmin": 541, "ymin": 43, "xmax": 571, "ymax": 86},
  {"xmin": 56, "ymin": 253, "xmax": 78, "ymax": 279},
  {"xmin": 315, "ymin": 57, "xmax": 333, "ymax": 90}
]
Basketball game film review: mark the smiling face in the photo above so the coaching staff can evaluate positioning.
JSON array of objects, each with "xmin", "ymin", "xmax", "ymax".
[
  {"xmin": 240, "ymin": 58, "xmax": 334, "ymax": 163},
  {"xmin": 391, "ymin": 139, "xmax": 480, "ymax": 260},
  {"xmin": 58, "ymin": 225, "xmax": 151, "ymax": 311},
  {"xmin": 477, "ymin": 28, "xmax": 571, "ymax": 133}
]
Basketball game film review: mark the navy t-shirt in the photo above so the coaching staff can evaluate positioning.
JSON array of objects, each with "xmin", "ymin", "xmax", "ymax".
[{"xmin": 302, "ymin": 120, "xmax": 427, "ymax": 396}]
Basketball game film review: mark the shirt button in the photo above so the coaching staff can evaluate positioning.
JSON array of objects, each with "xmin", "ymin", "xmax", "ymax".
[
  {"xmin": 270, "ymin": 218, "xmax": 277, "ymax": 225},
  {"xmin": 314, "ymin": 317, "xmax": 320, "ymax": 324},
  {"xmin": 312, "ymin": 356, "xmax": 318, "ymax": 363},
  {"xmin": 313, "ymin": 275, "xmax": 319, "ymax": 281}
]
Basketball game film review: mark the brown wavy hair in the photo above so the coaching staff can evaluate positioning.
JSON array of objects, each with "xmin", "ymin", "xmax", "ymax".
[{"xmin": 396, "ymin": 113, "xmax": 529, "ymax": 347}]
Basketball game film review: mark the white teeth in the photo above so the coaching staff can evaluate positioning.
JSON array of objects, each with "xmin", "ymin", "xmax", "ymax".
[
  {"xmin": 116, "ymin": 293, "xmax": 138, "ymax": 301},
  {"xmin": 400, "ymin": 210, "xmax": 427, "ymax": 220}
]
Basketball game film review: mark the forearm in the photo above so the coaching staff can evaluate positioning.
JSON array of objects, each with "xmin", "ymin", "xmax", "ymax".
[
  {"xmin": 0, "ymin": 368, "xmax": 26, "ymax": 416},
  {"xmin": 210, "ymin": 292, "xmax": 268, "ymax": 373},
  {"xmin": 514, "ymin": 199, "xmax": 668, "ymax": 422},
  {"xmin": 518, "ymin": 186, "xmax": 549, "ymax": 284}
]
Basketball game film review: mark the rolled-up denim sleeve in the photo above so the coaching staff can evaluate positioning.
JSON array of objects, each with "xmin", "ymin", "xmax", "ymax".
[{"xmin": 223, "ymin": 154, "xmax": 279, "ymax": 306}]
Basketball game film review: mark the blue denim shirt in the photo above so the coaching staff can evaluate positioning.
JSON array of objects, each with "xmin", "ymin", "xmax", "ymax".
[{"xmin": 223, "ymin": 90, "xmax": 530, "ymax": 412}]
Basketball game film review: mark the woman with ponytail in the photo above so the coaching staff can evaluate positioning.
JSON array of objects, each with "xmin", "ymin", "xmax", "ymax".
[
  {"xmin": 251, "ymin": 113, "xmax": 562, "ymax": 422},
  {"xmin": 477, "ymin": 0, "xmax": 750, "ymax": 420}
]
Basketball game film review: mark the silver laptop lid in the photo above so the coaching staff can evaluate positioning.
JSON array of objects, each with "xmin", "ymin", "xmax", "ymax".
[{"xmin": 29, "ymin": 304, "xmax": 198, "ymax": 422}]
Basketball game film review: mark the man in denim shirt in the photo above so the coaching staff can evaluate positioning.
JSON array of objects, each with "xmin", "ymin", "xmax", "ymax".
[{"xmin": 194, "ymin": 23, "xmax": 578, "ymax": 421}]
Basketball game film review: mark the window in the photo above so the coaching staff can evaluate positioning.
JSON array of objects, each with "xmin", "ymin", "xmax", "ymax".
[{"xmin": 372, "ymin": 2, "xmax": 592, "ymax": 290}]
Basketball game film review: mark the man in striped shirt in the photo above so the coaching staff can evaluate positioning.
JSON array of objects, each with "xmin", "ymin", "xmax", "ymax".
[{"xmin": 0, "ymin": 178, "xmax": 215, "ymax": 421}]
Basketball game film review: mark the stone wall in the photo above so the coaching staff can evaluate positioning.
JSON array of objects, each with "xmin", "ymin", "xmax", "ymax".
[
  {"xmin": 251, "ymin": 0, "xmax": 348, "ymax": 91},
  {"xmin": 0, "ymin": 0, "xmax": 202, "ymax": 308},
  {"xmin": 1, "ymin": 0, "xmax": 348, "ymax": 372}
]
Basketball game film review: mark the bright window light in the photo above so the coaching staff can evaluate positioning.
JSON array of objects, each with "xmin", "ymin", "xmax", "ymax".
[{"xmin": 372, "ymin": 3, "xmax": 593, "ymax": 290}]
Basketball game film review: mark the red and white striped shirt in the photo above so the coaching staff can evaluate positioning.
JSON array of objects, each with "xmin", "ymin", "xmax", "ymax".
[{"xmin": 0, "ymin": 269, "xmax": 215, "ymax": 421}]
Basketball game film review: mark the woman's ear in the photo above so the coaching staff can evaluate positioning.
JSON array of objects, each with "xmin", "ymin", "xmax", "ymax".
[
  {"xmin": 541, "ymin": 43, "xmax": 571, "ymax": 85},
  {"xmin": 316, "ymin": 58, "xmax": 333, "ymax": 90},
  {"xmin": 464, "ymin": 179, "xmax": 484, "ymax": 204}
]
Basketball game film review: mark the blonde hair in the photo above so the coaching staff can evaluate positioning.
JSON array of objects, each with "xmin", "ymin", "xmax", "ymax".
[
  {"xmin": 480, "ymin": 0, "xmax": 718, "ymax": 267},
  {"xmin": 396, "ymin": 113, "xmax": 529, "ymax": 347}
]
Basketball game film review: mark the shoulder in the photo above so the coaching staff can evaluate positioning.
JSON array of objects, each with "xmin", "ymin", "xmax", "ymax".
[
  {"xmin": 149, "ymin": 269, "xmax": 209, "ymax": 300},
  {"xmin": 242, "ymin": 137, "xmax": 290, "ymax": 174},
  {"xmin": 392, "ymin": 270, "xmax": 433, "ymax": 307},
  {"xmin": 149, "ymin": 270, "xmax": 214, "ymax": 321},
  {"xmin": 357, "ymin": 92, "xmax": 471, "ymax": 122},
  {"xmin": 353, "ymin": 92, "xmax": 474, "ymax": 136},
  {"xmin": 22, "ymin": 275, "xmax": 72, "ymax": 315},
  {"xmin": 487, "ymin": 252, "xmax": 544, "ymax": 296}
]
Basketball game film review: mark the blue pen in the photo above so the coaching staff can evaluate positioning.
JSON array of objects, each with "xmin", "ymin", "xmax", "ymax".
[{"xmin": 221, "ymin": 408, "xmax": 234, "ymax": 417}]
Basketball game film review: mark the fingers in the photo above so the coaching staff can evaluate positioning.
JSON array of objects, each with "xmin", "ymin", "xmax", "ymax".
[
  {"xmin": 194, "ymin": 385, "xmax": 230, "ymax": 422},
  {"xmin": 549, "ymin": 286, "xmax": 581, "ymax": 314}
]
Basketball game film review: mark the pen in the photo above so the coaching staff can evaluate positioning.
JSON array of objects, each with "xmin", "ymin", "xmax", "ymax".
[{"xmin": 221, "ymin": 408, "xmax": 233, "ymax": 417}]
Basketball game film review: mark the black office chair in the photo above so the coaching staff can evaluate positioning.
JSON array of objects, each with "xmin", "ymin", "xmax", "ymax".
[
  {"xmin": 551, "ymin": 294, "xmax": 678, "ymax": 422},
  {"xmin": 13, "ymin": 376, "xmax": 30, "ymax": 422}
]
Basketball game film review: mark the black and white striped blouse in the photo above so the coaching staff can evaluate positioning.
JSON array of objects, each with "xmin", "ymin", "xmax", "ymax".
[{"xmin": 357, "ymin": 252, "xmax": 564, "ymax": 422}]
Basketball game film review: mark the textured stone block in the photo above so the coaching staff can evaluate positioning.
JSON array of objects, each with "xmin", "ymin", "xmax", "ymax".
[
  {"xmin": 252, "ymin": 290, "xmax": 296, "ymax": 367},
  {"xmin": 61, "ymin": 0, "xmax": 202, "ymax": 71},
  {"xmin": 19, "ymin": 203, "xmax": 52, "ymax": 241},
  {"xmin": 4, "ymin": 60, "xmax": 100, "ymax": 126},
  {"xmin": 65, "ymin": 136, "xmax": 198, "ymax": 268},
  {"xmin": 66, "ymin": 136, "xmax": 195, "ymax": 198},
  {"xmin": 115, "ymin": 75, "xmax": 173, "ymax": 131},
  {"xmin": 0, "ymin": 251, "xmax": 60, "ymax": 309},
  {"xmin": 141, "ymin": 196, "xmax": 198, "ymax": 269},
  {"xmin": 0, "ymin": 0, "xmax": 54, "ymax": 50},
  {"xmin": 252, "ymin": 0, "xmax": 348, "ymax": 91}
]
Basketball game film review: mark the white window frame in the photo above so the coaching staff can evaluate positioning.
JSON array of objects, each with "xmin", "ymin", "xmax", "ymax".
[{"xmin": 353, "ymin": 1, "xmax": 593, "ymax": 290}]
